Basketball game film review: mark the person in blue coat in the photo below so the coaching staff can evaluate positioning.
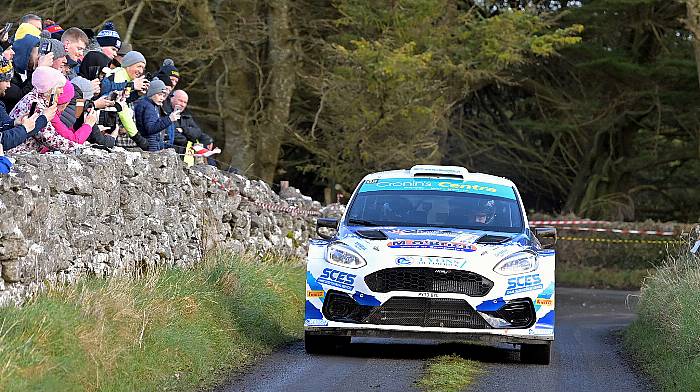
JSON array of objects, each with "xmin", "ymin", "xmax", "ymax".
[
  {"xmin": 0, "ymin": 57, "xmax": 49, "ymax": 151},
  {"xmin": 133, "ymin": 79, "xmax": 180, "ymax": 151}
]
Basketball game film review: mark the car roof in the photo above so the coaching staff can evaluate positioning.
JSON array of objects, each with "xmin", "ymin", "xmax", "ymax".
[{"xmin": 360, "ymin": 165, "xmax": 516, "ymax": 188}]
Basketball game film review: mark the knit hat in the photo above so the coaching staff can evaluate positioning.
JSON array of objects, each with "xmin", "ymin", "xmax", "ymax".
[
  {"xmin": 117, "ymin": 42, "xmax": 132, "ymax": 56},
  {"xmin": 14, "ymin": 23, "xmax": 41, "ymax": 41},
  {"xmin": 95, "ymin": 22, "xmax": 121, "ymax": 49},
  {"xmin": 121, "ymin": 51, "xmax": 146, "ymax": 68},
  {"xmin": 157, "ymin": 58, "xmax": 179, "ymax": 79},
  {"xmin": 57, "ymin": 79, "xmax": 74, "ymax": 105},
  {"xmin": 0, "ymin": 57, "xmax": 13, "ymax": 82},
  {"xmin": 43, "ymin": 20, "xmax": 64, "ymax": 40},
  {"xmin": 146, "ymin": 78, "xmax": 167, "ymax": 98},
  {"xmin": 32, "ymin": 66, "xmax": 66, "ymax": 93}
]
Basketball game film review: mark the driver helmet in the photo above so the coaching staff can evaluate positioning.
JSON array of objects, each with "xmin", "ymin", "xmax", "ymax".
[{"xmin": 469, "ymin": 199, "xmax": 496, "ymax": 224}]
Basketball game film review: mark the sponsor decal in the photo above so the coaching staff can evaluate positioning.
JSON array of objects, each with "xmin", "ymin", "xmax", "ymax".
[
  {"xmin": 535, "ymin": 298, "xmax": 553, "ymax": 306},
  {"xmin": 353, "ymin": 241, "xmax": 367, "ymax": 251},
  {"xmin": 395, "ymin": 255, "xmax": 467, "ymax": 269},
  {"xmin": 505, "ymin": 274, "xmax": 543, "ymax": 295},
  {"xmin": 418, "ymin": 292, "xmax": 439, "ymax": 298},
  {"xmin": 386, "ymin": 229, "xmax": 457, "ymax": 236},
  {"xmin": 307, "ymin": 290, "xmax": 324, "ymax": 298},
  {"xmin": 358, "ymin": 178, "xmax": 516, "ymax": 200},
  {"xmin": 305, "ymin": 319, "xmax": 329, "ymax": 326},
  {"xmin": 387, "ymin": 239, "xmax": 477, "ymax": 253},
  {"xmin": 451, "ymin": 233, "xmax": 482, "ymax": 244},
  {"xmin": 317, "ymin": 268, "xmax": 357, "ymax": 291}
]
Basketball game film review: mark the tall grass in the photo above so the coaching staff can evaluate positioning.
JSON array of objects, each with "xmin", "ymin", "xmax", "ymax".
[
  {"xmin": 625, "ymin": 233, "xmax": 700, "ymax": 391},
  {"xmin": 0, "ymin": 252, "xmax": 304, "ymax": 392}
]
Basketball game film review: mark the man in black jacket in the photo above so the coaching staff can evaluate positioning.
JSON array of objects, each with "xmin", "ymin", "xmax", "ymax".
[{"xmin": 162, "ymin": 90, "xmax": 214, "ymax": 155}]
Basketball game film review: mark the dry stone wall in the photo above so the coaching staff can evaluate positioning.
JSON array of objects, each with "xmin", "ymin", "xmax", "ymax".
[{"xmin": 0, "ymin": 149, "xmax": 325, "ymax": 306}]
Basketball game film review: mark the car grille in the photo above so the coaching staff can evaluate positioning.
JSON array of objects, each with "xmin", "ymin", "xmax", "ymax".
[
  {"xmin": 363, "ymin": 297, "xmax": 490, "ymax": 329},
  {"xmin": 364, "ymin": 268, "xmax": 493, "ymax": 297}
]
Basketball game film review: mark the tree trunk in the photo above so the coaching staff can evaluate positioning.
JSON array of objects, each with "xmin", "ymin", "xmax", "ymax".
[{"xmin": 254, "ymin": 0, "xmax": 296, "ymax": 183}]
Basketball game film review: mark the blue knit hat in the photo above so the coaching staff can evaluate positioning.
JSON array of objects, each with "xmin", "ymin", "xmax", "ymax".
[{"xmin": 96, "ymin": 22, "xmax": 121, "ymax": 49}]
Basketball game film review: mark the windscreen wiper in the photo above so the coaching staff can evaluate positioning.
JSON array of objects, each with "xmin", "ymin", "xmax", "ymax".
[{"xmin": 347, "ymin": 218, "xmax": 381, "ymax": 226}]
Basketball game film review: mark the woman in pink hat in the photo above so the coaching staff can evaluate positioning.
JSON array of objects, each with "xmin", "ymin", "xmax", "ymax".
[
  {"xmin": 8, "ymin": 66, "xmax": 78, "ymax": 153},
  {"xmin": 50, "ymin": 80, "xmax": 98, "ymax": 144}
]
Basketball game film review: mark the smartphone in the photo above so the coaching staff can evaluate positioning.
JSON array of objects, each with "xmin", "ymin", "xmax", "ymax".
[
  {"xmin": 109, "ymin": 91, "xmax": 118, "ymax": 101},
  {"xmin": 39, "ymin": 40, "xmax": 53, "ymax": 56},
  {"xmin": 0, "ymin": 23, "xmax": 12, "ymax": 38},
  {"xmin": 88, "ymin": 66, "xmax": 100, "ymax": 80},
  {"xmin": 29, "ymin": 101, "xmax": 37, "ymax": 115}
]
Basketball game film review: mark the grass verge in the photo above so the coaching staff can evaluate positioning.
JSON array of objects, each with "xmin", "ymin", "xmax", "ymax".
[
  {"xmin": 556, "ymin": 263, "xmax": 649, "ymax": 290},
  {"xmin": 417, "ymin": 354, "xmax": 482, "ymax": 392},
  {"xmin": 624, "ymin": 248, "xmax": 700, "ymax": 391},
  {"xmin": 0, "ymin": 251, "xmax": 304, "ymax": 392}
]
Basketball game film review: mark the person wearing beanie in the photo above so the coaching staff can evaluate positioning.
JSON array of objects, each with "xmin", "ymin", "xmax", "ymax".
[
  {"xmin": 8, "ymin": 66, "xmax": 78, "ymax": 154},
  {"xmin": 111, "ymin": 42, "xmax": 132, "ymax": 68},
  {"xmin": 38, "ymin": 36, "xmax": 68, "ymax": 75},
  {"xmin": 133, "ymin": 78, "xmax": 180, "ymax": 151},
  {"xmin": 43, "ymin": 20, "xmax": 64, "ymax": 40},
  {"xmin": 0, "ymin": 57, "xmax": 47, "ymax": 152},
  {"xmin": 156, "ymin": 59, "xmax": 180, "ymax": 88},
  {"xmin": 95, "ymin": 22, "xmax": 121, "ymax": 60},
  {"xmin": 50, "ymin": 79, "xmax": 97, "ymax": 144},
  {"xmin": 2, "ymin": 33, "xmax": 40, "ymax": 111}
]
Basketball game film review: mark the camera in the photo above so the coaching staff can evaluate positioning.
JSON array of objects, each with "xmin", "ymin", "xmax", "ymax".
[{"xmin": 98, "ymin": 109, "xmax": 118, "ymax": 129}]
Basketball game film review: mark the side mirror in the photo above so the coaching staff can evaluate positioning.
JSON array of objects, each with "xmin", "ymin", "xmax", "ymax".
[
  {"xmin": 534, "ymin": 227, "xmax": 557, "ymax": 249},
  {"xmin": 316, "ymin": 218, "xmax": 339, "ymax": 240}
]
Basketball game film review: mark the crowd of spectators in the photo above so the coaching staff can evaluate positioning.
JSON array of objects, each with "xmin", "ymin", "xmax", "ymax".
[{"xmin": 0, "ymin": 14, "xmax": 220, "ymax": 174}]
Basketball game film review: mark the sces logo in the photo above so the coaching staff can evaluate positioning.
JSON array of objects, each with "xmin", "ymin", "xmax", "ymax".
[
  {"xmin": 505, "ymin": 274, "xmax": 543, "ymax": 295},
  {"xmin": 317, "ymin": 268, "xmax": 357, "ymax": 291}
]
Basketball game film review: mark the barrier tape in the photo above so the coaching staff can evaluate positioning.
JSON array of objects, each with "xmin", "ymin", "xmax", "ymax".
[
  {"xmin": 530, "ymin": 220, "xmax": 610, "ymax": 225},
  {"xmin": 558, "ymin": 236, "xmax": 683, "ymax": 245},
  {"xmin": 555, "ymin": 226, "xmax": 675, "ymax": 236}
]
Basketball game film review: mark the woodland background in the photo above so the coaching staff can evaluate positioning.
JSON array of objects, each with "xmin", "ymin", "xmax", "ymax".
[{"xmin": 5, "ymin": 0, "xmax": 700, "ymax": 222}]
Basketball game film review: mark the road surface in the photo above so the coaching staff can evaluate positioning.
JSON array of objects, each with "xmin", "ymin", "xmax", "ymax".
[{"xmin": 218, "ymin": 287, "xmax": 652, "ymax": 392}]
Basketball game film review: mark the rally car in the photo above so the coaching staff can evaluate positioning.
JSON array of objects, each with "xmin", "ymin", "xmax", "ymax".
[{"xmin": 304, "ymin": 165, "xmax": 556, "ymax": 364}]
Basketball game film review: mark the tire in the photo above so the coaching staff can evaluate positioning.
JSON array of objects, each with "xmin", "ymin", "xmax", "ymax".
[
  {"xmin": 304, "ymin": 332, "xmax": 350, "ymax": 354},
  {"xmin": 520, "ymin": 342, "xmax": 552, "ymax": 365}
]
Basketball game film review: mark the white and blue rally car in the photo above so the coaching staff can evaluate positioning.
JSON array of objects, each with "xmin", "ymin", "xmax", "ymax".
[{"xmin": 305, "ymin": 165, "xmax": 556, "ymax": 364}]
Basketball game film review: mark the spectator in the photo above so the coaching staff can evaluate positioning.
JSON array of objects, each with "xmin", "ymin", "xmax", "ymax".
[
  {"xmin": 95, "ymin": 22, "xmax": 121, "ymax": 60},
  {"xmin": 38, "ymin": 36, "xmax": 68, "ymax": 75},
  {"xmin": 2, "ymin": 32, "xmax": 41, "ymax": 111},
  {"xmin": 163, "ymin": 90, "xmax": 214, "ymax": 155},
  {"xmin": 51, "ymin": 79, "xmax": 97, "ymax": 144},
  {"xmin": 134, "ymin": 79, "xmax": 180, "ymax": 151},
  {"xmin": 8, "ymin": 66, "xmax": 72, "ymax": 154},
  {"xmin": 2, "ymin": 45, "xmax": 13, "ymax": 62},
  {"xmin": 156, "ymin": 59, "xmax": 179, "ymax": 89},
  {"xmin": 99, "ymin": 51, "xmax": 149, "ymax": 149},
  {"xmin": 74, "ymin": 50, "xmax": 111, "ymax": 99},
  {"xmin": 0, "ymin": 57, "xmax": 44, "ymax": 151},
  {"xmin": 14, "ymin": 17, "xmax": 42, "ymax": 41},
  {"xmin": 19, "ymin": 14, "xmax": 42, "ymax": 33},
  {"xmin": 61, "ymin": 27, "xmax": 89, "ymax": 79}
]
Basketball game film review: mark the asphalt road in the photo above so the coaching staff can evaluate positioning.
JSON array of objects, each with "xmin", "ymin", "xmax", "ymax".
[{"xmin": 219, "ymin": 287, "xmax": 652, "ymax": 392}]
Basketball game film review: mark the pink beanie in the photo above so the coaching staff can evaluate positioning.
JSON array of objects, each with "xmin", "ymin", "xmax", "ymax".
[
  {"xmin": 31, "ymin": 66, "xmax": 66, "ymax": 93},
  {"xmin": 57, "ymin": 80, "xmax": 75, "ymax": 105}
]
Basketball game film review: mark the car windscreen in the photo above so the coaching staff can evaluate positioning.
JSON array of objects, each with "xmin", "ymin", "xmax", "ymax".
[{"xmin": 345, "ymin": 178, "xmax": 524, "ymax": 233}]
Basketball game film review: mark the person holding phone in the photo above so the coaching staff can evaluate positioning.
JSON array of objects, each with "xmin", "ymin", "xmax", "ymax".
[
  {"xmin": 50, "ymin": 80, "xmax": 96, "ymax": 145},
  {"xmin": 7, "ymin": 66, "xmax": 73, "ymax": 153},
  {"xmin": 0, "ymin": 57, "xmax": 46, "ymax": 152}
]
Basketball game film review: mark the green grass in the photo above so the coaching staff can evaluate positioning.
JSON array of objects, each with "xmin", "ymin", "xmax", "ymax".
[
  {"xmin": 0, "ymin": 252, "xmax": 304, "ymax": 392},
  {"xmin": 556, "ymin": 263, "xmax": 649, "ymax": 290},
  {"xmin": 417, "ymin": 354, "xmax": 482, "ymax": 392},
  {"xmin": 624, "ymin": 251, "xmax": 700, "ymax": 391}
]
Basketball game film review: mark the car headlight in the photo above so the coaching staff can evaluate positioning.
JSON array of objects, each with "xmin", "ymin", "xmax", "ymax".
[
  {"xmin": 493, "ymin": 251, "xmax": 538, "ymax": 276},
  {"xmin": 325, "ymin": 242, "xmax": 367, "ymax": 269}
]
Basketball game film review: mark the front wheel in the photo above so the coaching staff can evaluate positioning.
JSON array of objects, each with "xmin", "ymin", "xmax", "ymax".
[
  {"xmin": 304, "ymin": 332, "xmax": 351, "ymax": 354},
  {"xmin": 520, "ymin": 342, "xmax": 552, "ymax": 365}
]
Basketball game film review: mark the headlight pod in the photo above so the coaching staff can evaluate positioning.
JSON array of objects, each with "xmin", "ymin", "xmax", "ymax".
[
  {"xmin": 325, "ymin": 242, "xmax": 367, "ymax": 269},
  {"xmin": 493, "ymin": 251, "xmax": 538, "ymax": 276}
]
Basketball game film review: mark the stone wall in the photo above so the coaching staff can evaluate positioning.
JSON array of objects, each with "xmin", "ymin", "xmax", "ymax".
[{"xmin": 0, "ymin": 149, "xmax": 324, "ymax": 306}]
